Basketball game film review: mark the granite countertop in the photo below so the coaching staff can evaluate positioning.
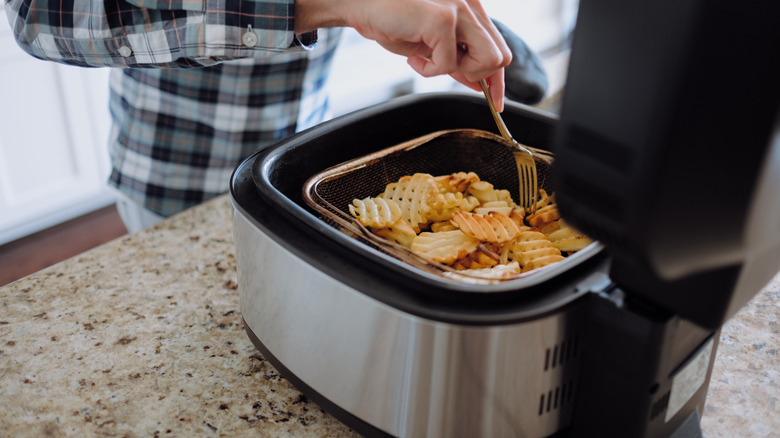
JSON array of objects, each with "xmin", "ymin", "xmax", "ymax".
[{"xmin": 1, "ymin": 194, "xmax": 777, "ymax": 437}]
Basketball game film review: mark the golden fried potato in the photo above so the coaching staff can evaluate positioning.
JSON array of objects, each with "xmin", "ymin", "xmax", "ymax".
[
  {"xmin": 467, "ymin": 180, "xmax": 498, "ymax": 203},
  {"xmin": 430, "ymin": 221, "xmax": 458, "ymax": 233},
  {"xmin": 514, "ymin": 247, "xmax": 562, "ymax": 266},
  {"xmin": 347, "ymin": 171, "xmax": 592, "ymax": 279},
  {"xmin": 427, "ymin": 191, "xmax": 465, "ymax": 221},
  {"xmin": 474, "ymin": 200, "xmax": 514, "ymax": 216},
  {"xmin": 546, "ymin": 224, "xmax": 580, "ymax": 241},
  {"xmin": 535, "ymin": 189, "xmax": 555, "ymax": 210},
  {"xmin": 451, "ymin": 211, "xmax": 522, "ymax": 243},
  {"xmin": 411, "ymin": 230, "xmax": 480, "ymax": 264},
  {"xmin": 522, "ymin": 254, "xmax": 566, "ymax": 272},
  {"xmin": 434, "ymin": 171, "xmax": 480, "ymax": 193},
  {"xmin": 552, "ymin": 236, "xmax": 593, "ymax": 252},
  {"xmin": 508, "ymin": 228, "xmax": 564, "ymax": 270},
  {"xmin": 452, "ymin": 243, "xmax": 501, "ymax": 270},
  {"xmin": 539, "ymin": 220, "xmax": 562, "ymax": 235},
  {"xmin": 348, "ymin": 197, "xmax": 402, "ymax": 228},
  {"xmin": 442, "ymin": 261, "xmax": 522, "ymax": 283},
  {"xmin": 372, "ymin": 220, "xmax": 417, "ymax": 248},
  {"xmin": 546, "ymin": 220, "xmax": 593, "ymax": 252},
  {"xmin": 382, "ymin": 173, "xmax": 439, "ymax": 233},
  {"xmin": 527, "ymin": 204, "xmax": 560, "ymax": 228},
  {"xmin": 476, "ymin": 261, "xmax": 521, "ymax": 278},
  {"xmin": 460, "ymin": 196, "xmax": 481, "ymax": 212}
]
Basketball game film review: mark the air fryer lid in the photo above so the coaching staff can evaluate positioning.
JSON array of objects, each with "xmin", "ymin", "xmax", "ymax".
[{"xmin": 552, "ymin": 0, "xmax": 780, "ymax": 329}]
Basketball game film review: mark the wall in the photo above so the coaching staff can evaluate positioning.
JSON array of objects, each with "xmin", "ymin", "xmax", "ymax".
[{"xmin": 0, "ymin": 16, "xmax": 114, "ymax": 245}]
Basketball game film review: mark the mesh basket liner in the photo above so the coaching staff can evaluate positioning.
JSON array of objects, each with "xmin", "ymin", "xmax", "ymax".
[{"xmin": 303, "ymin": 129, "xmax": 557, "ymax": 282}]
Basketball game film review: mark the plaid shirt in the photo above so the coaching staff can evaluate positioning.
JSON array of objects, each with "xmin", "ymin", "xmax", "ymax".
[{"xmin": 5, "ymin": 0, "xmax": 342, "ymax": 216}]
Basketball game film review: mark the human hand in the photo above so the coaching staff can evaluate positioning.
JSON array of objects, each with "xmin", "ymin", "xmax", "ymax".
[{"xmin": 295, "ymin": 0, "xmax": 512, "ymax": 111}]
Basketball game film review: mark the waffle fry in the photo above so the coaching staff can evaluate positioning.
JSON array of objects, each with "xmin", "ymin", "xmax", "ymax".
[
  {"xmin": 467, "ymin": 180, "xmax": 512, "ymax": 205},
  {"xmin": 451, "ymin": 211, "xmax": 522, "ymax": 243},
  {"xmin": 382, "ymin": 173, "xmax": 439, "ymax": 232},
  {"xmin": 522, "ymin": 254, "xmax": 566, "ymax": 272},
  {"xmin": 514, "ymin": 247, "xmax": 563, "ymax": 267},
  {"xmin": 348, "ymin": 197, "xmax": 402, "ymax": 228},
  {"xmin": 434, "ymin": 171, "xmax": 480, "ymax": 193},
  {"xmin": 539, "ymin": 220, "xmax": 562, "ymax": 235},
  {"xmin": 474, "ymin": 200, "xmax": 515, "ymax": 216},
  {"xmin": 509, "ymin": 229, "xmax": 565, "ymax": 271},
  {"xmin": 372, "ymin": 219, "xmax": 417, "ymax": 248},
  {"xmin": 347, "ymin": 172, "xmax": 593, "ymax": 279},
  {"xmin": 535, "ymin": 189, "xmax": 555, "ymax": 209},
  {"xmin": 430, "ymin": 221, "xmax": 459, "ymax": 233},
  {"xmin": 442, "ymin": 261, "xmax": 522, "ymax": 284},
  {"xmin": 466, "ymin": 261, "xmax": 521, "ymax": 278},
  {"xmin": 546, "ymin": 220, "xmax": 594, "ymax": 252},
  {"xmin": 411, "ymin": 230, "xmax": 481, "ymax": 264},
  {"xmin": 460, "ymin": 196, "xmax": 481, "ymax": 212},
  {"xmin": 527, "ymin": 204, "xmax": 561, "ymax": 228},
  {"xmin": 427, "ymin": 192, "xmax": 466, "ymax": 222},
  {"xmin": 452, "ymin": 247, "xmax": 502, "ymax": 270}
]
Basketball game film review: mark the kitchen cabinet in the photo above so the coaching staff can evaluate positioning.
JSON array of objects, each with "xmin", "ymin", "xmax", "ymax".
[{"xmin": 0, "ymin": 16, "xmax": 113, "ymax": 245}]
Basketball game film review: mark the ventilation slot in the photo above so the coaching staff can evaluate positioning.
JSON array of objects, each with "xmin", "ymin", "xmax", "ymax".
[
  {"xmin": 538, "ymin": 379, "xmax": 576, "ymax": 416},
  {"xmin": 544, "ymin": 336, "xmax": 579, "ymax": 371},
  {"xmin": 649, "ymin": 391, "xmax": 671, "ymax": 420}
]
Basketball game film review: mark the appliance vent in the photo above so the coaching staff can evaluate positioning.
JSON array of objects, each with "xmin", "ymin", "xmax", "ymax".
[
  {"xmin": 544, "ymin": 336, "xmax": 579, "ymax": 371},
  {"xmin": 649, "ymin": 391, "xmax": 671, "ymax": 420},
  {"xmin": 538, "ymin": 379, "xmax": 576, "ymax": 415}
]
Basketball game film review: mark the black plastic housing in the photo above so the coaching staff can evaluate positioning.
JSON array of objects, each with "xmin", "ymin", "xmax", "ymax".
[{"xmin": 553, "ymin": 0, "xmax": 780, "ymax": 329}]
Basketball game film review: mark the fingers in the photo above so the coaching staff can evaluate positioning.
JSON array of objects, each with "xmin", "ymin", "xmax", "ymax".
[
  {"xmin": 451, "ymin": 2, "xmax": 512, "ymax": 82},
  {"xmin": 344, "ymin": 0, "xmax": 511, "ymax": 106},
  {"xmin": 449, "ymin": 69, "xmax": 506, "ymax": 112},
  {"xmin": 408, "ymin": 1, "xmax": 511, "ymax": 113},
  {"xmin": 401, "ymin": 2, "xmax": 459, "ymax": 78},
  {"xmin": 409, "ymin": 1, "xmax": 511, "ymax": 82},
  {"xmin": 487, "ymin": 69, "xmax": 506, "ymax": 112}
]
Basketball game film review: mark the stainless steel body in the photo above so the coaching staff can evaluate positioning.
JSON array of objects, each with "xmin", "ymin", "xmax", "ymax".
[{"xmin": 233, "ymin": 209, "xmax": 589, "ymax": 437}]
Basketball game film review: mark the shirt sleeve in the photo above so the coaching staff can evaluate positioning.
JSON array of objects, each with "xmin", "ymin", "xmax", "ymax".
[{"xmin": 3, "ymin": 0, "xmax": 318, "ymax": 68}]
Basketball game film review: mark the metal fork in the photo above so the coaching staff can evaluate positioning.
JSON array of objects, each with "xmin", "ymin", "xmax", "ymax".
[{"xmin": 479, "ymin": 79, "xmax": 539, "ymax": 214}]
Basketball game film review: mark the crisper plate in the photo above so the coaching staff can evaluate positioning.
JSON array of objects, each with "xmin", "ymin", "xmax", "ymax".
[{"xmin": 303, "ymin": 128, "xmax": 596, "ymax": 284}]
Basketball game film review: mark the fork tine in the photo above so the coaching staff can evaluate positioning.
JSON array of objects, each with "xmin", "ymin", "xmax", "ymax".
[
  {"xmin": 528, "ymin": 160, "xmax": 538, "ymax": 214},
  {"xmin": 480, "ymin": 78, "xmax": 539, "ymax": 214},
  {"xmin": 526, "ymin": 167, "xmax": 535, "ymax": 212},
  {"xmin": 516, "ymin": 154, "xmax": 534, "ymax": 212}
]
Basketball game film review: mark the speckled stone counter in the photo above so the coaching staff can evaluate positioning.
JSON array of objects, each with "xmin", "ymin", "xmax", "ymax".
[{"xmin": 0, "ymin": 194, "xmax": 777, "ymax": 437}]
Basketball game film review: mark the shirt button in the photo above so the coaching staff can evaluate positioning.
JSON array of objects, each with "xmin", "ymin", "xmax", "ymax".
[
  {"xmin": 242, "ymin": 30, "xmax": 258, "ymax": 48},
  {"xmin": 118, "ymin": 46, "xmax": 132, "ymax": 57}
]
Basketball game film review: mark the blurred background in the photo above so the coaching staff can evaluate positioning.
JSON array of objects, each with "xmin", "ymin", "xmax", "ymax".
[{"xmin": 0, "ymin": 0, "xmax": 578, "ymax": 285}]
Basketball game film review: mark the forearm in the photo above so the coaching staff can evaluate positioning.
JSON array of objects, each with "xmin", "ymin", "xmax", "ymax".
[
  {"xmin": 3, "ymin": 0, "xmax": 316, "ymax": 68},
  {"xmin": 293, "ymin": 0, "xmax": 347, "ymax": 34}
]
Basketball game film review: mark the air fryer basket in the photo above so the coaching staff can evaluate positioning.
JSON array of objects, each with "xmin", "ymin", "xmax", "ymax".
[{"xmin": 303, "ymin": 129, "xmax": 571, "ymax": 282}]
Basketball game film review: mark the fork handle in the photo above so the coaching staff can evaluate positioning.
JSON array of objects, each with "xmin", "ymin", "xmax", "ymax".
[{"xmin": 480, "ymin": 79, "xmax": 515, "ymax": 143}]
